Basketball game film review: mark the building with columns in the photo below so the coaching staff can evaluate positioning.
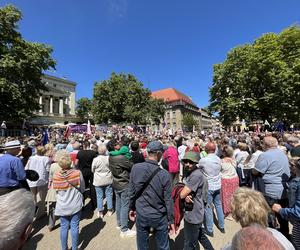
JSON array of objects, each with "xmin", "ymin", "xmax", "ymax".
[{"xmin": 30, "ymin": 74, "xmax": 78, "ymax": 125}]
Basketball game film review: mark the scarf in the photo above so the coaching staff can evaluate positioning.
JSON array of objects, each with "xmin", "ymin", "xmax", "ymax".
[{"xmin": 52, "ymin": 169, "xmax": 80, "ymax": 191}]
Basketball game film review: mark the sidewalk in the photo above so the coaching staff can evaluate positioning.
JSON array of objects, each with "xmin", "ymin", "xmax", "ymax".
[{"xmin": 24, "ymin": 204, "xmax": 240, "ymax": 250}]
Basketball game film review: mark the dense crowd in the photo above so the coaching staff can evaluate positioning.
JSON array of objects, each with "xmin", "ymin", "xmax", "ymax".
[{"xmin": 0, "ymin": 128, "xmax": 300, "ymax": 250}]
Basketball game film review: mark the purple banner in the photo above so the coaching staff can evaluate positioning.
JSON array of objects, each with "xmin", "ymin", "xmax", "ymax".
[{"xmin": 69, "ymin": 124, "xmax": 87, "ymax": 133}]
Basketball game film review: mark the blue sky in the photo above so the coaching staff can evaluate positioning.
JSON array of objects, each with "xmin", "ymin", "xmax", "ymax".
[{"xmin": 2, "ymin": 0, "xmax": 300, "ymax": 108}]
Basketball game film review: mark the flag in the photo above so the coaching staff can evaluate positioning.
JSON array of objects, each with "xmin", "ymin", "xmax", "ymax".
[
  {"xmin": 42, "ymin": 129, "xmax": 49, "ymax": 145},
  {"xmin": 64, "ymin": 126, "xmax": 71, "ymax": 139},
  {"xmin": 264, "ymin": 120, "xmax": 270, "ymax": 126},
  {"xmin": 87, "ymin": 120, "xmax": 92, "ymax": 136}
]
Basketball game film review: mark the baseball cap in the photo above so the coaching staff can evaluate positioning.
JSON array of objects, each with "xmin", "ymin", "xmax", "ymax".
[{"xmin": 147, "ymin": 141, "xmax": 164, "ymax": 153}]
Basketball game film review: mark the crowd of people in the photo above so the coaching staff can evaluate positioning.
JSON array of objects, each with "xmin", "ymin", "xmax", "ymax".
[{"xmin": 0, "ymin": 127, "xmax": 300, "ymax": 250}]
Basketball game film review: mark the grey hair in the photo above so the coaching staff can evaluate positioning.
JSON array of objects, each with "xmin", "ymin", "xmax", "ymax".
[
  {"xmin": 0, "ymin": 189, "xmax": 35, "ymax": 250},
  {"xmin": 288, "ymin": 136, "xmax": 300, "ymax": 144},
  {"xmin": 98, "ymin": 144, "xmax": 107, "ymax": 155}
]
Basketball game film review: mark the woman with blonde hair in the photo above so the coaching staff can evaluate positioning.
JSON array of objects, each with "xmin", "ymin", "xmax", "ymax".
[
  {"xmin": 230, "ymin": 188, "xmax": 294, "ymax": 250},
  {"xmin": 45, "ymin": 143, "xmax": 56, "ymax": 163},
  {"xmin": 25, "ymin": 145, "xmax": 51, "ymax": 219},
  {"xmin": 46, "ymin": 150, "xmax": 64, "ymax": 231},
  {"xmin": 53, "ymin": 150, "xmax": 85, "ymax": 250}
]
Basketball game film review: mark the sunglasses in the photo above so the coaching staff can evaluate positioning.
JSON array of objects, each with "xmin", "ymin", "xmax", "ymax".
[{"xmin": 182, "ymin": 159, "xmax": 195, "ymax": 165}]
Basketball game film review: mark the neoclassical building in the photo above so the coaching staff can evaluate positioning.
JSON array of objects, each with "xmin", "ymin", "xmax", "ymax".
[{"xmin": 30, "ymin": 74, "xmax": 78, "ymax": 125}]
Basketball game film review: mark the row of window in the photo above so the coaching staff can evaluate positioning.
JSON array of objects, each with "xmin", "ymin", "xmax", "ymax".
[{"xmin": 166, "ymin": 111, "xmax": 177, "ymax": 119}]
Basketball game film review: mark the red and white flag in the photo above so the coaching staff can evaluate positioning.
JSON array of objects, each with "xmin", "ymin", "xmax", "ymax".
[{"xmin": 64, "ymin": 126, "xmax": 71, "ymax": 139}]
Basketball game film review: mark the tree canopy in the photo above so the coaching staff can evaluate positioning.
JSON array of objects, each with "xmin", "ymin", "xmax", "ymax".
[
  {"xmin": 0, "ymin": 5, "xmax": 56, "ymax": 121},
  {"xmin": 182, "ymin": 113, "xmax": 198, "ymax": 132},
  {"xmin": 92, "ymin": 72, "xmax": 165, "ymax": 124},
  {"xmin": 209, "ymin": 26, "xmax": 300, "ymax": 126},
  {"xmin": 76, "ymin": 97, "xmax": 92, "ymax": 122}
]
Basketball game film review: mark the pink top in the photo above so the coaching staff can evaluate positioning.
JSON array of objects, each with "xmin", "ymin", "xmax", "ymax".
[{"xmin": 163, "ymin": 146, "xmax": 179, "ymax": 173}]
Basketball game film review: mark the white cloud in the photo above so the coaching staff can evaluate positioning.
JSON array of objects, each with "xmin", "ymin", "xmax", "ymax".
[{"xmin": 108, "ymin": 0, "xmax": 128, "ymax": 19}]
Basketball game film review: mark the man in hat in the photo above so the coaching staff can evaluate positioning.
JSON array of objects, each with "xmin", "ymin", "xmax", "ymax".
[
  {"xmin": 0, "ymin": 140, "xmax": 27, "ymax": 195},
  {"xmin": 180, "ymin": 151, "xmax": 213, "ymax": 250},
  {"xmin": 128, "ymin": 140, "xmax": 175, "ymax": 250}
]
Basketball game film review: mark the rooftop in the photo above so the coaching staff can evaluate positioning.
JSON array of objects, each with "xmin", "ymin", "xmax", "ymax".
[
  {"xmin": 151, "ymin": 88, "xmax": 198, "ymax": 108},
  {"xmin": 42, "ymin": 74, "xmax": 77, "ymax": 86}
]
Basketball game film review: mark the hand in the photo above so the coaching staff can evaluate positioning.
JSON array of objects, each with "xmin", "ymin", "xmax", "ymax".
[
  {"xmin": 185, "ymin": 195, "xmax": 194, "ymax": 203},
  {"xmin": 168, "ymin": 223, "xmax": 176, "ymax": 235},
  {"xmin": 272, "ymin": 204, "xmax": 282, "ymax": 213},
  {"xmin": 129, "ymin": 210, "xmax": 136, "ymax": 222}
]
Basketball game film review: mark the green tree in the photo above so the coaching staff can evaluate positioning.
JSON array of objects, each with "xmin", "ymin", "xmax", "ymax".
[
  {"xmin": 92, "ymin": 72, "xmax": 165, "ymax": 124},
  {"xmin": 182, "ymin": 113, "xmax": 198, "ymax": 132},
  {"xmin": 209, "ymin": 25, "xmax": 300, "ymax": 126},
  {"xmin": 0, "ymin": 5, "xmax": 56, "ymax": 121},
  {"xmin": 147, "ymin": 98, "xmax": 166, "ymax": 125},
  {"xmin": 76, "ymin": 97, "xmax": 92, "ymax": 122}
]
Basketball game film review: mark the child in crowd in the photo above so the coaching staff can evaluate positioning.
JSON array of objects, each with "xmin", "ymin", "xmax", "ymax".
[{"xmin": 273, "ymin": 159, "xmax": 300, "ymax": 249}]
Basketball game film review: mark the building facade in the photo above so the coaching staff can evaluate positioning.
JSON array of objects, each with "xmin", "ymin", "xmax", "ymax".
[
  {"xmin": 151, "ymin": 88, "xmax": 215, "ymax": 132},
  {"xmin": 30, "ymin": 74, "xmax": 78, "ymax": 125}
]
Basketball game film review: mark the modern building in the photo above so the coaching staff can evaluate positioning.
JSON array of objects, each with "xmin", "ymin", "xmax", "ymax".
[
  {"xmin": 151, "ymin": 88, "xmax": 215, "ymax": 131},
  {"xmin": 30, "ymin": 74, "xmax": 78, "ymax": 125}
]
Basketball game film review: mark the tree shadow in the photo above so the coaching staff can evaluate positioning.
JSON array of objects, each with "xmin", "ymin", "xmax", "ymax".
[
  {"xmin": 23, "ymin": 233, "xmax": 44, "ymax": 250},
  {"xmin": 147, "ymin": 229, "xmax": 195, "ymax": 250},
  {"xmin": 78, "ymin": 218, "xmax": 106, "ymax": 250},
  {"xmin": 81, "ymin": 200, "xmax": 96, "ymax": 219},
  {"xmin": 30, "ymin": 214, "xmax": 48, "ymax": 237}
]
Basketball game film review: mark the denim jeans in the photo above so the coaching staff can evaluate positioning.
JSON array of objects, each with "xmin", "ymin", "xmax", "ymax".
[
  {"xmin": 115, "ymin": 187, "xmax": 129, "ymax": 232},
  {"xmin": 95, "ymin": 185, "xmax": 113, "ymax": 212},
  {"xmin": 184, "ymin": 220, "xmax": 214, "ymax": 250},
  {"xmin": 136, "ymin": 213, "xmax": 169, "ymax": 250},
  {"xmin": 60, "ymin": 211, "xmax": 81, "ymax": 250},
  {"xmin": 205, "ymin": 189, "xmax": 224, "ymax": 233}
]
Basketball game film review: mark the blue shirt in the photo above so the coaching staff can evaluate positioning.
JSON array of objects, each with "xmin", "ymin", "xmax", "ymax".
[
  {"xmin": 198, "ymin": 153, "xmax": 222, "ymax": 191},
  {"xmin": 255, "ymin": 148, "xmax": 290, "ymax": 199},
  {"xmin": 0, "ymin": 154, "xmax": 26, "ymax": 187}
]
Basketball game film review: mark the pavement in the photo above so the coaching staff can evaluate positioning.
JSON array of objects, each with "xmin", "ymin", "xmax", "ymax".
[{"xmin": 24, "ymin": 203, "xmax": 241, "ymax": 250}]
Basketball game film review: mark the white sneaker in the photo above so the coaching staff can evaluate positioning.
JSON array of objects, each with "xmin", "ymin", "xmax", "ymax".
[
  {"xmin": 116, "ymin": 226, "xmax": 121, "ymax": 230},
  {"xmin": 107, "ymin": 210, "xmax": 114, "ymax": 216},
  {"xmin": 120, "ymin": 229, "xmax": 136, "ymax": 238}
]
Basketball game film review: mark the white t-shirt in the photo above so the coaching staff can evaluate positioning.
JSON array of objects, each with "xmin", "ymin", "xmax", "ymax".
[{"xmin": 26, "ymin": 155, "xmax": 51, "ymax": 187}]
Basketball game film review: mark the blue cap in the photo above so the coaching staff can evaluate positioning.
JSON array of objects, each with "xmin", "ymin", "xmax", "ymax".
[{"xmin": 147, "ymin": 140, "xmax": 164, "ymax": 152}]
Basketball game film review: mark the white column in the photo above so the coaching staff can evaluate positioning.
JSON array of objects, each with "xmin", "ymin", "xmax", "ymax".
[
  {"xmin": 39, "ymin": 96, "xmax": 43, "ymax": 113},
  {"xmin": 49, "ymin": 96, "xmax": 53, "ymax": 114},
  {"xmin": 59, "ymin": 97, "xmax": 64, "ymax": 115},
  {"xmin": 65, "ymin": 98, "xmax": 69, "ymax": 115}
]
